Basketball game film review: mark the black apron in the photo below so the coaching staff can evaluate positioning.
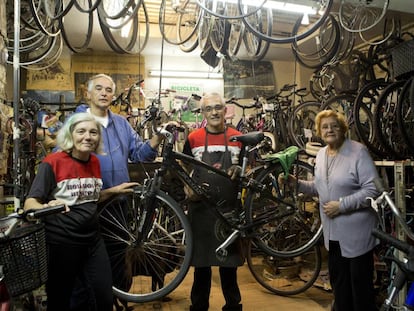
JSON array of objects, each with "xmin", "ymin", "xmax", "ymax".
[{"xmin": 188, "ymin": 128, "xmax": 244, "ymax": 267}]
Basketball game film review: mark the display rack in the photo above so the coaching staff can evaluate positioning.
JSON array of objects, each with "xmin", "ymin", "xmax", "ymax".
[{"xmin": 375, "ymin": 159, "xmax": 414, "ymax": 305}]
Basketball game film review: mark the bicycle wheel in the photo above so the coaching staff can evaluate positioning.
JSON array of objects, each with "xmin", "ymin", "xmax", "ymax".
[
  {"xmin": 338, "ymin": 0, "xmax": 389, "ymax": 33},
  {"xmin": 288, "ymin": 101, "xmax": 321, "ymax": 149},
  {"xmin": 159, "ymin": 0, "xmax": 200, "ymax": 45},
  {"xmin": 353, "ymin": 79, "xmax": 389, "ymax": 159},
  {"xmin": 245, "ymin": 160, "xmax": 322, "ymax": 258},
  {"xmin": 320, "ymin": 93, "xmax": 358, "ymax": 140},
  {"xmin": 396, "ymin": 77, "xmax": 414, "ymax": 155},
  {"xmin": 246, "ymin": 237, "xmax": 322, "ymax": 296},
  {"xmin": 239, "ymin": 0, "xmax": 333, "ymax": 44},
  {"xmin": 99, "ymin": 189, "xmax": 193, "ymax": 303},
  {"xmin": 374, "ymin": 79, "xmax": 411, "ymax": 159}
]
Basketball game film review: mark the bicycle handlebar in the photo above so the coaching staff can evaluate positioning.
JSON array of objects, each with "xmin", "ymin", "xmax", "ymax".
[
  {"xmin": 372, "ymin": 227, "xmax": 413, "ymax": 255},
  {"xmin": 0, "ymin": 204, "xmax": 66, "ymax": 239}
]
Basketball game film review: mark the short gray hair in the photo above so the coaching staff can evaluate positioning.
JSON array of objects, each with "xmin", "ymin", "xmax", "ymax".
[
  {"xmin": 200, "ymin": 92, "xmax": 225, "ymax": 109},
  {"xmin": 87, "ymin": 74, "xmax": 116, "ymax": 93},
  {"xmin": 56, "ymin": 112, "xmax": 105, "ymax": 154}
]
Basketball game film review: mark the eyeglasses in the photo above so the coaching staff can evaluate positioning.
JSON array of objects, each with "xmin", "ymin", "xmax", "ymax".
[
  {"xmin": 202, "ymin": 104, "xmax": 225, "ymax": 113},
  {"xmin": 321, "ymin": 123, "xmax": 340, "ymax": 131}
]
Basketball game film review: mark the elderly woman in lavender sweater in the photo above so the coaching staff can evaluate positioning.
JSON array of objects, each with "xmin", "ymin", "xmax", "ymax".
[{"xmin": 286, "ymin": 110, "xmax": 379, "ymax": 311}]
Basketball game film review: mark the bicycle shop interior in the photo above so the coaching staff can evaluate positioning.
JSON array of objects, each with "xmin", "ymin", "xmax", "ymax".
[{"xmin": 1, "ymin": 0, "xmax": 414, "ymax": 310}]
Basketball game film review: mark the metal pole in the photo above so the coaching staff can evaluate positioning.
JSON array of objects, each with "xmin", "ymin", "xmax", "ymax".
[{"xmin": 13, "ymin": 0, "xmax": 21, "ymax": 210}]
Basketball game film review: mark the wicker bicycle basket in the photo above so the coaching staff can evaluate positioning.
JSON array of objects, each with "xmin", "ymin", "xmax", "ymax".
[
  {"xmin": 0, "ymin": 223, "xmax": 48, "ymax": 297},
  {"xmin": 391, "ymin": 39, "xmax": 414, "ymax": 80}
]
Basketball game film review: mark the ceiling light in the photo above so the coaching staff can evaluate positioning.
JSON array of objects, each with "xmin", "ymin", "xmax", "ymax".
[
  {"xmin": 149, "ymin": 70, "xmax": 223, "ymax": 79},
  {"xmin": 234, "ymin": 0, "xmax": 317, "ymax": 15}
]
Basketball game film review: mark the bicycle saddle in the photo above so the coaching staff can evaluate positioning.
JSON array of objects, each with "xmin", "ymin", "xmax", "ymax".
[{"xmin": 229, "ymin": 131, "xmax": 264, "ymax": 146}]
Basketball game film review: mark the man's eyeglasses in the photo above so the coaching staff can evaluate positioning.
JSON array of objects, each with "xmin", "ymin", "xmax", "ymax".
[{"xmin": 203, "ymin": 104, "xmax": 225, "ymax": 113}]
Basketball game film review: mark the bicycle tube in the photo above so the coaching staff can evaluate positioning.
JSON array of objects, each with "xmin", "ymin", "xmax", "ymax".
[{"xmin": 99, "ymin": 190, "xmax": 193, "ymax": 303}]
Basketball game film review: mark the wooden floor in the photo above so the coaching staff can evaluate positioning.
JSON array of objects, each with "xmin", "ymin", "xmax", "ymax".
[{"xmin": 123, "ymin": 264, "xmax": 334, "ymax": 311}]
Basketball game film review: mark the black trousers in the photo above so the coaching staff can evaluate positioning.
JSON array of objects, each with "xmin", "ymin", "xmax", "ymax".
[
  {"xmin": 190, "ymin": 267, "xmax": 242, "ymax": 311},
  {"xmin": 329, "ymin": 241, "xmax": 377, "ymax": 311},
  {"xmin": 46, "ymin": 239, "xmax": 113, "ymax": 311}
]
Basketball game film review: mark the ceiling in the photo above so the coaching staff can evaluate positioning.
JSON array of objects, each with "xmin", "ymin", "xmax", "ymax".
[
  {"xmin": 65, "ymin": 0, "xmax": 414, "ymax": 61},
  {"xmin": 10, "ymin": 0, "xmax": 414, "ymax": 62}
]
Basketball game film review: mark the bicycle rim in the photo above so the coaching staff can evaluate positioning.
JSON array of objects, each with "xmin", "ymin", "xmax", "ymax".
[
  {"xmin": 99, "ymin": 190, "xmax": 193, "ymax": 303},
  {"xmin": 246, "ymin": 239, "xmax": 322, "ymax": 296},
  {"xmin": 239, "ymin": 0, "xmax": 333, "ymax": 44},
  {"xmin": 288, "ymin": 101, "xmax": 321, "ymax": 149},
  {"xmin": 396, "ymin": 77, "xmax": 414, "ymax": 154},
  {"xmin": 245, "ymin": 161, "xmax": 322, "ymax": 258}
]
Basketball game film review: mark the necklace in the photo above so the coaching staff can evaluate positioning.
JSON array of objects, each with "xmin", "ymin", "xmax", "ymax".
[{"xmin": 326, "ymin": 150, "xmax": 337, "ymax": 182}]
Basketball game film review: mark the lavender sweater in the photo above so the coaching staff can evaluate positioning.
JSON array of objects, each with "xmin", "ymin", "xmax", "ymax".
[{"xmin": 299, "ymin": 139, "xmax": 379, "ymax": 258}]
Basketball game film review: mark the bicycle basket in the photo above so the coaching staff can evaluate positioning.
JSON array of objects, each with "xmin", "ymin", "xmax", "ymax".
[
  {"xmin": 391, "ymin": 39, "xmax": 414, "ymax": 80},
  {"xmin": 0, "ymin": 223, "xmax": 48, "ymax": 297}
]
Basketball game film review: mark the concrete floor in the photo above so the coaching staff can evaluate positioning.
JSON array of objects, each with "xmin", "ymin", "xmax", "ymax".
[{"xmin": 125, "ymin": 264, "xmax": 334, "ymax": 311}]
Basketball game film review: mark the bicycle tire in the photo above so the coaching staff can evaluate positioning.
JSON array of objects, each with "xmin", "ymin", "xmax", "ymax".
[
  {"xmin": 374, "ymin": 79, "xmax": 411, "ymax": 159},
  {"xmin": 196, "ymin": 0, "xmax": 266, "ymax": 20},
  {"xmin": 226, "ymin": 19, "xmax": 245, "ymax": 58},
  {"xmin": 99, "ymin": 190, "xmax": 193, "ymax": 303},
  {"xmin": 353, "ymin": 79, "xmax": 389, "ymax": 159},
  {"xmin": 179, "ymin": 30, "xmax": 199, "ymax": 53},
  {"xmin": 396, "ymin": 77, "xmax": 414, "ymax": 155},
  {"xmin": 292, "ymin": 13, "xmax": 341, "ymax": 70},
  {"xmin": 60, "ymin": 0, "xmax": 94, "ymax": 53},
  {"xmin": 74, "ymin": 0, "xmax": 102, "ymax": 14},
  {"xmin": 209, "ymin": 7, "xmax": 231, "ymax": 53},
  {"xmin": 98, "ymin": 0, "xmax": 138, "ymax": 20},
  {"xmin": 245, "ymin": 160, "xmax": 322, "ymax": 258},
  {"xmin": 239, "ymin": 0, "xmax": 333, "ymax": 44},
  {"xmin": 159, "ymin": 0, "xmax": 200, "ymax": 45},
  {"xmin": 98, "ymin": 0, "xmax": 149, "ymax": 54},
  {"xmin": 288, "ymin": 101, "xmax": 321, "ymax": 149},
  {"xmin": 246, "ymin": 237, "xmax": 322, "ymax": 296},
  {"xmin": 338, "ymin": 0, "xmax": 389, "ymax": 33},
  {"xmin": 29, "ymin": 0, "xmax": 61, "ymax": 37}
]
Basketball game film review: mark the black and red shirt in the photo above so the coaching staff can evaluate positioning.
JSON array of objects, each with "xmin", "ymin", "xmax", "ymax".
[{"xmin": 27, "ymin": 152, "xmax": 103, "ymax": 245}]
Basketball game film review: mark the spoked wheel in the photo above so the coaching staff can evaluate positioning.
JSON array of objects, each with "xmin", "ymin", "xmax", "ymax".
[
  {"xmin": 99, "ymin": 189, "xmax": 193, "ymax": 303},
  {"xmin": 246, "ymin": 238, "xmax": 322, "ymax": 296},
  {"xmin": 245, "ymin": 160, "xmax": 322, "ymax": 258},
  {"xmin": 338, "ymin": 0, "xmax": 389, "ymax": 33},
  {"xmin": 288, "ymin": 101, "xmax": 321, "ymax": 149}
]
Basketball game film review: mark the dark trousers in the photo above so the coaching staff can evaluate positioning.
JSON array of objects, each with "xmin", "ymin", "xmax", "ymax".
[
  {"xmin": 190, "ymin": 267, "xmax": 242, "ymax": 311},
  {"xmin": 46, "ymin": 239, "xmax": 113, "ymax": 311},
  {"xmin": 329, "ymin": 241, "xmax": 377, "ymax": 311}
]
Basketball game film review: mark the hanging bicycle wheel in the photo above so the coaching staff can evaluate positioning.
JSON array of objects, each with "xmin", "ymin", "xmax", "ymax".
[
  {"xmin": 159, "ymin": 0, "xmax": 201, "ymax": 45},
  {"xmin": 98, "ymin": 0, "xmax": 149, "ymax": 54},
  {"xmin": 396, "ymin": 77, "xmax": 414, "ymax": 154},
  {"xmin": 245, "ymin": 160, "xmax": 322, "ymax": 258},
  {"xmin": 246, "ymin": 237, "xmax": 321, "ymax": 296},
  {"xmin": 288, "ymin": 101, "xmax": 321, "ymax": 149},
  {"xmin": 239, "ymin": 0, "xmax": 333, "ymax": 44},
  {"xmin": 100, "ymin": 189, "xmax": 193, "ymax": 303},
  {"xmin": 353, "ymin": 79, "xmax": 389, "ymax": 159},
  {"xmin": 374, "ymin": 79, "xmax": 411, "ymax": 159},
  {"xmin": 338, "ymin": 0, "xmax": 389, "ymax": 33}
]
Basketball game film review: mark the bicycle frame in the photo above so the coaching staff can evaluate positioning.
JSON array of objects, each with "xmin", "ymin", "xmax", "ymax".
[{"xmin": 370, "ymin": 178, "xmax": 414, "ymax": 310}]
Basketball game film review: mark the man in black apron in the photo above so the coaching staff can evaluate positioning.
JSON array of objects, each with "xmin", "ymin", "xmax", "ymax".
[{"xmin": 182, "ymin": 93, "xmax": 244, "ymax": 311}]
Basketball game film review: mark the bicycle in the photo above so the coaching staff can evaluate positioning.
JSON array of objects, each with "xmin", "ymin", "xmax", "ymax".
[
  {"xmin": 99, "ymin": 116, "xmax": 322, "ymax": 302},
  {"xmin": 0, "ymin": 205, "xmax": 65, "ymax": 311},
  {"xmin": 369, "ymin": 177, "xmax": 414, "ymax": 310}
]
